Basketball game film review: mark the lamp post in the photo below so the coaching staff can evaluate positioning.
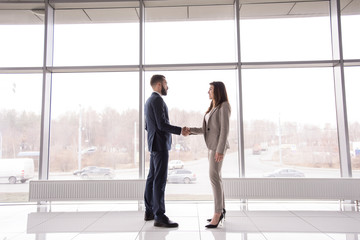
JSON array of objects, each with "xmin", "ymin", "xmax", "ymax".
[
  {"xmin": 278, "ymin": 113, "xmax": 282, "ymax": 165},
  {"xmin": 77, "ymin": 106, "xmax": 96, "ymax": 170},
  {"xmin": 78, "ymin": 105, "xmax": 82, "ymax": 170},
  {"xmin": 134, "ymin": 121, "xmax": 137, "ymax": 165}
]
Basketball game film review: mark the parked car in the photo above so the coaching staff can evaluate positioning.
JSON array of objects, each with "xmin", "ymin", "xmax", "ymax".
[
  {"xmin": 73, "ymin": 166, "xmax": 114, "ymax": 179},
  {"xmin": 0, "ymin": 158, "xmax": 34, "ymax": 184},
  {"xmin": 167, "ymin": 169, "xmax": 196, "ymax": 184},
  {"xmin": 168, "ymin": 160, "xmax": 184, "ymax": 170},
  {"xmin": 263, "ymin": 168, "xmax": 305, "ymax": 178}
]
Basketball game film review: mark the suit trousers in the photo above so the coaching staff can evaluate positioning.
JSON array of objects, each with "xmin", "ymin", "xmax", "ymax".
[
  {"xmin": 208, "ymin": 150, "xmax": 225, "ymax": 213},
  {"xmin": 144, "ymin": 151, "xmax": 169, "ymax": 220}
]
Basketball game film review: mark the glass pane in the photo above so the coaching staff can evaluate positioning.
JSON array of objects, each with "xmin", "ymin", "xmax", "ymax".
[
  {"xmin": 145, "ymin": 5, "xmax": 236, "ymax": 64},
  {"xmin": 242, "ymin": 68, "xmax": 340, "ymax": 178},
  {"xmin": 0, "ymin": 10, "xmax": 44, "ymax": 67},
  {"xmin": 49, "ymin": 72, "xmax": 139, "ymax": 180},
  {"xmin": 144, "ymin": 70, "xmax": 239, "ymax": 200},
  {"xmin": 0, "ymin": 74, "xmax": 42, "ymax": 202},
  {"xmin": 341, "ymin": 6, "xmax": 360, "ymax": 59},
  {"xmin": 345, "ymin": 67, "xmax": 360, "ymax": 177},
  {"xmin": 240, "ymin": 2, "xmax": 332, "ymax": 62},
  {"xmin": 53, "ymin": 7, "xmax": 139, "ymax": 66}
]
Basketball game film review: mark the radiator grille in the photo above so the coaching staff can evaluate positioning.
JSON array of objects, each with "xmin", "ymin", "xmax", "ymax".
[
  {"xmin": 29, "ymin": 178, "xmax": 360, "ymax": 201},
  {"xmin": 223, "ymin": 178, "xmax": 360, "ymax": 201},
  {"xmin": 29, "ymin": 180, "xmax": 146, "ymax": 201}
]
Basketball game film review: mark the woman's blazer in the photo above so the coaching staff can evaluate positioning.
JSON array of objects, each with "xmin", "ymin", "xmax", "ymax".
[{"xmin": 190, "ymin": 101, "xmax": 230, "ymax": 154}]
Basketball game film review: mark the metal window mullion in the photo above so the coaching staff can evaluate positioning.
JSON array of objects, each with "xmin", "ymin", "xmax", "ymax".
[
  {"xmin": 139, "ymin": 0, "xmax": 145, "ymax": 179},
  {"xmin": 330, "ymin": 0, "xmax": 352, "ymax": 177},
  {"xmin": 39, "ymin": 1, "xmax": 54, "ymax": 181},
  {"xmin": 235, "ymin": 0, "xmax": 245, "ymax": 178}
]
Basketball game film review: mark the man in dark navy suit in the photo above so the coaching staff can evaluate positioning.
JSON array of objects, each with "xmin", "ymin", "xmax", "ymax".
[{"xmin": 144, "ymin": 74, "xmax": 189, "ymax": 228}]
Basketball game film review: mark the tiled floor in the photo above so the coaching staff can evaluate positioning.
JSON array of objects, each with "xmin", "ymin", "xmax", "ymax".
[{"xmin": 0, "ymin": 201, "xmax": 359, "ymax": 240}]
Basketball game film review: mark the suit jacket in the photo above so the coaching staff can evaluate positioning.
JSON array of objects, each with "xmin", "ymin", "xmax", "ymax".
[
  {"xmin": 145, "ymin": 92, "xmax": 182, "ymax": 152},
  {"xmin": 190, "ymin": 101, "xmax": 230, "ymax": 154}
]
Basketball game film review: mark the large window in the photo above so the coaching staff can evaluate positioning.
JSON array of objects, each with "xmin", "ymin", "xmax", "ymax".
[
  {"xmin": 145, "ymin": 5, "xmax": 236, "ymax": 64},
  {"xmin": 341, "ymin": 1, "xmax": 360, "ymax": 176},
  {"xmin": 53, "ymin": 6, "xmax": 139, "ymax": 66},
  {"xmin": 345, "ymin": 67, "xmax": 360, "ymax": 177},
  {"xmin": 0, "ymin": 10, "xmax": 44, "ymax": 67},
  {"xmin": 49, "ymin": 5, "xmax": 141, "ymax": 181},
  {"xmin": 2, "ymin": 0, "xmax": 360, "ymax": 204},
  {"xmin": 240, "ymin": 2, "xmax": 332, "ymax": 62},
  {"xmin": 0, "ymin": 7, "xmax": 43, "ymax": 204},
  {"xmin": 242, "ymin": 68, "xmax": 340, "ymax": 178},
  {"xmin": 341, "ymin": 1, "xmax": 360, "ymax": 60},
  {"xmin": 144, "ymin": 70, "xmax": 239, "ymax": 199},
  {"xmin": 49, "ymin": 72, "xmax": 139, "ymax": 180},
  {"xmin": 0, "ymin": 74, "xmax": 42, "ymax": 201}
]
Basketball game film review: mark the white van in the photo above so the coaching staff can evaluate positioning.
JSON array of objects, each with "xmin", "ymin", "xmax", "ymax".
[{"xmin": 0, "ymin": 158, "xmax": 35, "ymax": 184}]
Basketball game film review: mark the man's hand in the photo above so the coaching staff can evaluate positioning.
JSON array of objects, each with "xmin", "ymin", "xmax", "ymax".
[{"xmin": 181, "ymin": 127, "xmax": 190, "ymax": 136}]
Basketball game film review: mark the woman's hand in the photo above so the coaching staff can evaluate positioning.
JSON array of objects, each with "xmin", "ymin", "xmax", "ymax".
[{"xmin": 215, "ymin": 152, "xmax": 224, "ymax": 162}]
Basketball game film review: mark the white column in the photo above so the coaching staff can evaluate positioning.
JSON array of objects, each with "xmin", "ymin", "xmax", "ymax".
[
  {"xmin": 235, "ymin": 0, "xmax": 245, "ymax": 177},
  {"xmin": 139, "ymin": 0, "xmax": 145, "ymax": 178},
  {"xmin": 330, "ymin": 0, "xmax": 352, "ymax": 177},
  {"xmin": 39, "ymin": 1, "xmax": 54, "ymax": 180}
]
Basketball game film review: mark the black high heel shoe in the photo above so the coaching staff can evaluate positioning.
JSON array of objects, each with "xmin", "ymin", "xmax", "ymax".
[
  {"xmin": 207, "ymin": 208, "xmax": 226, "ymax": 222},
  {"xmin": 205, "ymin": 213, "xmax": 223, "ymax": 228}
]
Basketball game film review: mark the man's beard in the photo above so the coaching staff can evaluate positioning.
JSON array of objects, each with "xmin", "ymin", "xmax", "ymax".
[{"xmin": 161, "ymin": 85, "xmax": 167, "ymax": 96}]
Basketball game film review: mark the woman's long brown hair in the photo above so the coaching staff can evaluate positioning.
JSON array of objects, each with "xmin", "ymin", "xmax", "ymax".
[{"xmin": 206, "ymin": 81, "xmax": 230, "ymax": 114}]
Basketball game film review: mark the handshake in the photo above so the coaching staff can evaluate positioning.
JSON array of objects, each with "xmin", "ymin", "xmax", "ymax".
[{"xmin": 181, "ymin": 127, "xmax": 191, "ymax": 136}]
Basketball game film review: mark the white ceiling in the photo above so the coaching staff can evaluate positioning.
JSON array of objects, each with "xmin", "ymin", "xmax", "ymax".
[{"xmin": 0, "ymin": 0, "xmax": 358, "ymax": 24}]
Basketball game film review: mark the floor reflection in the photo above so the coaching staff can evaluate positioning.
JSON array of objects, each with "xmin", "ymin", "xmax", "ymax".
[{"xmin": 1, "ymin": 201, "xmax": 359, "ymax": 240}]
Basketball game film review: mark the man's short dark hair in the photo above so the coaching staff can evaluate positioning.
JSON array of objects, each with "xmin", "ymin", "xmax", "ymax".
[{"xmin": 150, "ymin": 74, "xmax": 165, "ymax": 87}]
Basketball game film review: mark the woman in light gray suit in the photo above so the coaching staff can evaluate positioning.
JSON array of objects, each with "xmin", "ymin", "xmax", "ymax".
[{"xmin": 189, "ymin": 81, "xmax": 231, "ymax": 228}]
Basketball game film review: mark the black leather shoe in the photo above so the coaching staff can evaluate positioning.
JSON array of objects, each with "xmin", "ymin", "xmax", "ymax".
[
  {"xmin": 205, "ymin": 213, "xmax": 223, "ymax": 228},
  {"xmin": 144, "ymin": 212, "xmax": 154, "ymax": 221},
  {"xmin": 154, "ymin": 216, "xmax": 178, "ymax": 228}
]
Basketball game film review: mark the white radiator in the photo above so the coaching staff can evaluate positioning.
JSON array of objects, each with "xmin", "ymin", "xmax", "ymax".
[
  {"xmin": 223, "ymin": 178, "xmax": 360, "ymax": 201},
  {"xmin": 29, "ymin": 180, "xmax": 146, "ymax": 201},
  {"xmin": 29, "ymin": 178, "xmax": 360, "ymax": 202}
]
